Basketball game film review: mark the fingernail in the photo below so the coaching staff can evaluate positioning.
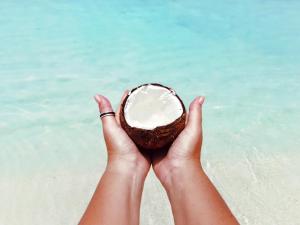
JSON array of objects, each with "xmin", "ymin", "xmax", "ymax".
[
  {"xmin": 198, "ymin": 96, "xmax": 205, "ymax": 104},
  {"xmin": 94, "ymin": 95, "xmax": 101, "ymax": 104}
]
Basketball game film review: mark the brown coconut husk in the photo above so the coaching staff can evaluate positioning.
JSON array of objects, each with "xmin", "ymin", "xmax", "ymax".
[{"xmin": 120, "ymin": 83, "xmax": 186, "ymax": 150}]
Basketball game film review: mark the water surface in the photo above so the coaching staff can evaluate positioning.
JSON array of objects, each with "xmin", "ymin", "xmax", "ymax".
[{"xmin": 0, "ymin": 1, "xmax": 300, "ymax": 224}]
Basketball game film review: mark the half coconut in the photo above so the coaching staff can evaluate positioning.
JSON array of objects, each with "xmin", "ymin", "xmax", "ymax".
[{"xmin": 120, "ymin": 83, "xmax": 186, "ymax": 150}]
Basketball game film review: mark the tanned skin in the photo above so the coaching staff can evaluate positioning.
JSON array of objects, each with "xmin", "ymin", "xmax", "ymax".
[{"xmin": 79, "ymin": 91, "xmax": 239, "ymax": 225}]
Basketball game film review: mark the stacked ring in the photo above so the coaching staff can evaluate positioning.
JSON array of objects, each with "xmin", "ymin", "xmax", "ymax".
[{"xmin": 100, "ymin": 111, "xmax": 115, "ymax": 118}]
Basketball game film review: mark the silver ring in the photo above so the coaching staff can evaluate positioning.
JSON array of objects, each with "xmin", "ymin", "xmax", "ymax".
[{"xmin": 100, "ymin": 111, "xmax": 115, "ymax": 118}]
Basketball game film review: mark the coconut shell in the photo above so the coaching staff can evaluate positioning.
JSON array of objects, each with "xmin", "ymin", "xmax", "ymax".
[{"xmin": 120, "ymin": 83, "xmax": 186, "ymax": 150}]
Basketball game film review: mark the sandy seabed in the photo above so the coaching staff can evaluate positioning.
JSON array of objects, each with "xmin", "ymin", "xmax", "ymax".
[{"xmin": 1, "ymin": 151, "xmax": 299, "ymax": 225}]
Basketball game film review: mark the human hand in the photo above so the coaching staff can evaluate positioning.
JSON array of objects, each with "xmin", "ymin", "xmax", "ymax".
[
  {"xmin": 79, "ymin": 91, "xmax": 151, "ymax": 225},
  {"xmin": 94, "ymin": 91, "xmax": 151, "ymax": 179},
  {"xmin": 152, "ymin": 96, "xmax": 205, "ymax": 187},
  {"xmin": 150, "ymin": 96, "xmax": 239, "ymax": 225}
]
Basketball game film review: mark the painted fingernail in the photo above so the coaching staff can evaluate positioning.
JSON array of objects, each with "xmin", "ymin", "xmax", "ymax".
[
  {"xmin": 94, "ymin": 95, "xmax": 102, "ymax": 104},
  {"xmin": 198, "ymin": 96, "xmax": 205, "ymax": 104}
]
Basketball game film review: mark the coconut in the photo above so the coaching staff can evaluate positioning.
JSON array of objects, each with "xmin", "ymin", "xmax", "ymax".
[{"xmin": 120, "ymin": 83, "xmax": 186, "ymax": 150}]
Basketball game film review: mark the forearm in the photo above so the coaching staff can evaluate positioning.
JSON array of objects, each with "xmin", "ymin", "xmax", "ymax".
[
  {"xmin": 163, "ymin": 161, "xmax": 239, "ymax": 225},
  {"xmin": 79, "ymin": 163, "xmax": 146, "ymax": 225}
]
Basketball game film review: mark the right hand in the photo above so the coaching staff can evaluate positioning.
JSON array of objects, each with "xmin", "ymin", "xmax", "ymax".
[{"xmin": 151, "ymin": 96, "xmax": 205, "ymax": 186}]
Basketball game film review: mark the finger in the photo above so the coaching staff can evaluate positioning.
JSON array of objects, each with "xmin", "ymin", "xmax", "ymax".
[
  {"xmin": 186, "ymin": 96, "xmax": 205, "ymax": 133},
  {"xmin": 115, "ymin": 90, "xmax": 129, "ymax": 125},
  {"xmin": 185, "ymin": 111, "xmax": 189, "ymax": 125},
  {"xmin": 94, "ymin": 94, "xmax": 118, "ymax": 129}
]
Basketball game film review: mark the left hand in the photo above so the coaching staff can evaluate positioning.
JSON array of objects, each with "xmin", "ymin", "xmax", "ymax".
[{"xmin": 94, "ymin": 91, "xmax": 151, "ymax": 179}]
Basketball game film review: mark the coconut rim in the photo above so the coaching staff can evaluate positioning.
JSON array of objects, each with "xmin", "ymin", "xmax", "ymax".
[{"xmin": 120, "ymin": 83, "xmax": 186, "ymax": 132}]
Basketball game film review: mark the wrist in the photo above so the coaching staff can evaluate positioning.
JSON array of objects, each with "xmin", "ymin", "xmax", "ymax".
[
  {"xmin": 106, "ymin": 156, "xmax": 149, "ymax": 180},
  {"xmin": 158, "ymin": 158, "xmax": 204, "ymax": 189}
]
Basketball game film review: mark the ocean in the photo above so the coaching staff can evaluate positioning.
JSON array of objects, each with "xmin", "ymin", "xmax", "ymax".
[{"xmin": 0, "ymin": 1, "xmax": 299, "ymax": 224}]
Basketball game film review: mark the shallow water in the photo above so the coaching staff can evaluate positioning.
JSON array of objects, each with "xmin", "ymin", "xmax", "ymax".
[{"xmin": 1, "ymin": 1, "xmax": 300, "ymax": 224}]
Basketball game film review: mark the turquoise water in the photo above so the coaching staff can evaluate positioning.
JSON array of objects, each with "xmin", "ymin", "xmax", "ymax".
[{"xmin": 1, "ymin": 1, "xmax": 300, "ymax": 224}]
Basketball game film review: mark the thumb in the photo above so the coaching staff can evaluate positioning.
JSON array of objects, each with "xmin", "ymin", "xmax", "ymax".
[
  {"xmin": 94, "ymin": 94, "xmax": 119, "ymax": 130},
  {"xmin": 186, "ymin": 96, "xmax": 205, "ymax": 133}
]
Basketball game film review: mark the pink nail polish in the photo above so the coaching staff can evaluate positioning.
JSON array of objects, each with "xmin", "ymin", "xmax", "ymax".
[
  {"xmin": 94, "ymin": 95, "xmax": 101, "ymax": 103},
  {"xmin": 198, "ymin": 96, "xmax": 205, "ymax": 104}
]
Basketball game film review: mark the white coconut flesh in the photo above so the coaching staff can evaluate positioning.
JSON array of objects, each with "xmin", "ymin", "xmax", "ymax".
[{"xmin": 124, "ymin": 84, "xmax": 184, "ymax": 130}]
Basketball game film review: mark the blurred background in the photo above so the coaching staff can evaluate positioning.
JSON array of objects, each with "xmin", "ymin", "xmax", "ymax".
[{"xmin": 0, "ymin": 1, "xmax": 299, "ymax": 224}]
